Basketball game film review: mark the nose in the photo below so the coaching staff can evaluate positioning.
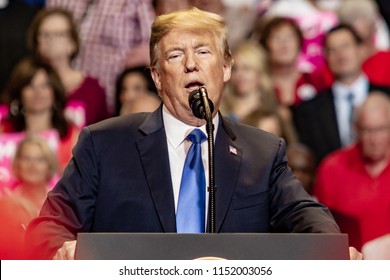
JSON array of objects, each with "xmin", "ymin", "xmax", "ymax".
[{"xmin": 184, "ymin": 53, "xmax": 199, "ymax": 73}]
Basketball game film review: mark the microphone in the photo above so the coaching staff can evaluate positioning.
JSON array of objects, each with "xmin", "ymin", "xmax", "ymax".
[
  {"xmin": 188, "ymin": 87, "xmax": 214, "ymax": 120},
  {"xmin": 188, "ymin": 87, "xmax": 217, "ymax": 233}
]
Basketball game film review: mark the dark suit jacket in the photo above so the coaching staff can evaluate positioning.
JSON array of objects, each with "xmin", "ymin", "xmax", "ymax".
[
  {"xmin": 25, "ymin": 106, "xmax": 339, "ymax": 259},
  {"xmin": 292, "ymin": 84, "xmax": 390, "ymax": 163}
]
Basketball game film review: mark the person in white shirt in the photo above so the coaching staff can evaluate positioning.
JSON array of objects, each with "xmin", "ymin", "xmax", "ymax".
[
  {"xmin": 293, "ymin": 24, "xmax": 390, "ymax": 163},
  {"xmin": 25, "ymin": 8, "xmax": 362, "ymax": 261}
]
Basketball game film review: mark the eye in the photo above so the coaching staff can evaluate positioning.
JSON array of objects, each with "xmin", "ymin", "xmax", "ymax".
[
  {"xmin": 166, "ymin": 51, "xmax": 183, "ymax": 62},
  {"xmin": 197, "ymin": 49, "xmax": 211, "ymax": 56}
]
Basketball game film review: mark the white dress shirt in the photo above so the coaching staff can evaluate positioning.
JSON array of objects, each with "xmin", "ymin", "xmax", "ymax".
[
  {"xmin": 162, "ymin": 105, "xmax": 219, "ymax": 225},
  {"xmin": 332, "ymin": 74, "xmax": 369, "ymax": 146}
]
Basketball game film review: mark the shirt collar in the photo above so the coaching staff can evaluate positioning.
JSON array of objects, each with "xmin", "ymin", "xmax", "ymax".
[
  {"xmin": 162, "ymin": 105, "xmax": 219, "ymax": 149},
  {"xmin": 333, "ymin": 74, "xmax": 369, "ymax": 105}
]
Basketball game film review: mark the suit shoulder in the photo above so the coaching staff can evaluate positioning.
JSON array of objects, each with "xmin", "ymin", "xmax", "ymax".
[
  {"xmin": 293, "ymin": 88, "xmax": 334, "ymax": 120},
  {"xmin": 87, "ymin": 113, "xmax": 149, "ymax": 133},
  {"xmin": 296, "ymin": 88, "xmax": 332, "ymax": 110},
  {"xmin": 75, "ymin": 113, "xmax": 152, "ymax": 153}
]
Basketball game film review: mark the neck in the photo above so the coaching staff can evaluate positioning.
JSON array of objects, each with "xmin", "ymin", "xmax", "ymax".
[
  {"xmin": 336, "ymin": 72, "xmax": 362, "ymax": 86},
  {"xmin": 50, "ymin": 57, "xmax": 82, "ymax": 93},
  {"xmin": 231, "ymin": 90, "xmax": 260, "ymax": 119},
  {"xmin": 271, "ymin": 63, "xmax": 300, "ymax": 106},
  {"xmin": 271, "ymin": 63, "xmax": 298, "ymax": 78},
  {"xmin": 51, "ymin": 58, "xmax": 74, "ymax": 86},
  {"xmin": 49, "ymin": 56, "xmax": 71, "ymax": 74},
  {"xmin": 18, "ymin": 182, "xmax": 48, "ymax": 206},
  {"xmin": 365, "ymin": 154, "xmax": 390, "ymax": 177},
  {"xmin": 25, "ymin": 111, "xmax": 52, "ymax": 133},
  {"xmin": 361, "ymin": 37, "xmax": 377, "ymax": 60}
]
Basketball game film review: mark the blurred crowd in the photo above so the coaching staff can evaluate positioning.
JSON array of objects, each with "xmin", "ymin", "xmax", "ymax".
[{"xmin": 1, "ymin": 0, "xmax": 390, "ymax": 259}]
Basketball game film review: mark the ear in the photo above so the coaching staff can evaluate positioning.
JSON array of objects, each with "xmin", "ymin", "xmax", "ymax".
[
  {"xmin": 223, "ymin": 61, "xmax": 232, "ymax": 83},
  {"xmin": 150, "ymin": 67, "xmax": 162, "ymax": 91}
]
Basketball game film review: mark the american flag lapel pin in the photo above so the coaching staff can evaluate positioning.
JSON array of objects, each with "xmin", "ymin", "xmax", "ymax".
[{"xmin": 229, "ymin": 145, "xmax": 237, "ymax": 155}]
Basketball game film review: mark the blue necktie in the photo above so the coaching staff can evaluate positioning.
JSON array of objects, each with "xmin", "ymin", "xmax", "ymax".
[
  {"xmin": 176, "ymin": 129, "xmax": 207, "ymax": 233},
  {"xmin": 347, "ymin": 92, "xmax": 355, "ymax": 144}
]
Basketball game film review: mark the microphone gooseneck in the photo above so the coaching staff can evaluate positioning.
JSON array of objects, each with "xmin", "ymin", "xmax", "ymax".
[{"xmin": 188, "ymin": 87, "xmax": 216, "ymax": 234}]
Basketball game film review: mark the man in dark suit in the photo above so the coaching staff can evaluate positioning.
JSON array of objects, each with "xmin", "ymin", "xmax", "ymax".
[
  {"xmin": 293, "ymin": 24, "xmax": 390, "ymax": 164},
  {"xmin": 25, "ymin": 8, "xmax": 357, "ymax": 260}
]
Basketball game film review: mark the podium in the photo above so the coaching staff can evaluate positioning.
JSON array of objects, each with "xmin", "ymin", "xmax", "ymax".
[{"xmin": 75, "ymin": 233, "xmax": 349, "ymax": 260}]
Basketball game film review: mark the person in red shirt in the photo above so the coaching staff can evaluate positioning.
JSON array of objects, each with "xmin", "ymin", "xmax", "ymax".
[
  {"xmin": 0, "ymin": 136, "xmax": 58, "ymax": 259},
  {"xmin": 314, "ymin": 92, "xmax": 390, "ymax": 253}
]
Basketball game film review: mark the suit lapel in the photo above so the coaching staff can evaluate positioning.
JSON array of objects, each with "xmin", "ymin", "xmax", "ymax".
[
  {"xmin": 135, "ymin": 110, "xmax": 243, "ymax": 233},
  {"xmin": 324, "ymin": 90, "xmax": 341, "ymax": 147},
  {"xmin": 136, "ymin": 107, "xmax": 176, "ymax": 232},
  {"xmin": 214, "ymin": 116, "xmax": 241, "ymax": 232}
]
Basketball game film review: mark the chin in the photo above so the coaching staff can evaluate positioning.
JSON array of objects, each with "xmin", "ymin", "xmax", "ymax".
[{"xmin": 366, "ymin": 154, "xmax": 383, "ymax": 162}]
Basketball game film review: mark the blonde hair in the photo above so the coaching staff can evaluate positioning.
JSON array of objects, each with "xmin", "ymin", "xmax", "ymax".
[
  {"xmin": 149, "ymin": 7, "xmax": 233, "ymax": 68},
  {"xmin": 232, "ymin": 41, "xmax": 274, "ymax": 98},
  {"xmin": 221, "ymin": 41, "xmax": 277, "ymax": 116},
  {"xmin": 13, "ymin": 135, "xmax": 58, "ymax": 180},
  {"xmin": 337, "ymin": 0, "xmax": 378, "ymax": 26}
]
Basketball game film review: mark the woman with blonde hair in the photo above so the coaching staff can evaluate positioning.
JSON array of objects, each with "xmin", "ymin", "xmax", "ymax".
[
  {"xmin": 220, "ymin": 41, "xmax": 277, "ymax": 121},
  {"xmin": 0, "ymin": 135, "xmax": 58, "ymax": 259}
]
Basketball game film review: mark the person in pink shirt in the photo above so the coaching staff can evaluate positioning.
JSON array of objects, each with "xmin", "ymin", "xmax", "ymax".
[
  {"xmin": 2, "ymin": 57, "xmax": 80, "ymax": 173},
  {"xmin": 260, "ymin": 17, "xmax": 322, "ymax": 107},
  {"xmin": 0, "ymin": 136, "xmax": 58, "ymax": 259},
  {"xmin": 28, "ymin": 8, "xmax": 109, "ymax": 127},
  {"xmin": 45, "ymin": 0, "xmax": 156, "ymax": 113}
]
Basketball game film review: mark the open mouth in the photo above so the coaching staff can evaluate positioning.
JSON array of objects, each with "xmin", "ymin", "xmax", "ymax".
[{"xmin": 185, "ymin": 81, "xmax": 204, "ymax": 92}]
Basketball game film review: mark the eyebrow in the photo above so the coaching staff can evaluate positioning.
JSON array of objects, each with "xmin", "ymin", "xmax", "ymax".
[
  {"xmin": 164, "ymin": 43, "xmax": 213, "ymax": 54},
  {"xmin": 164, "ymin": 47, "xmax": 183, "ymax": 55}
]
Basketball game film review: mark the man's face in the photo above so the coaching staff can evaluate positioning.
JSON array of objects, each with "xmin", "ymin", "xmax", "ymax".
[
  {"xmin": 151, "ymin": 29, "xmax": 232, "ymax": 126},
  {"xmin": 325, "ymin": 29, "xmax": 362, "ymax": 80},
  {"xmin": 358, "ymin": 108, "xmax": 390, "ymax": 162}
]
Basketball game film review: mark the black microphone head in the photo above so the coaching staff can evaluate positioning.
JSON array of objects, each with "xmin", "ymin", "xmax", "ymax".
[
  {"xmin": 188, "ymin": 88, "xmax": 214, "ymax": 120},
  {"xmin": 189, "ymin": 89, "xmax": 204, "ymax": 119}
]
